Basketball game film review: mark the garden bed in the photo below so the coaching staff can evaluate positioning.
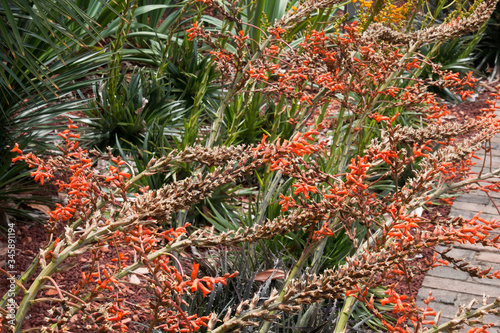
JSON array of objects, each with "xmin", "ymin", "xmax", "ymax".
[{"xmin": 0, "ymin": 87, "xmax": 494, "ymax": 332}]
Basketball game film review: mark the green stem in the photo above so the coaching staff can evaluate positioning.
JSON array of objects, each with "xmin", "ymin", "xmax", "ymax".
[
  {"xmin": 0, "ymin": 254, "xmax": 37, "ymax": 308},
  {"xmin": 206, "ymin": 37, "xmax": 274, "ymax": 148},
  {"xmin": 108, "ymin": 0, "xmax": 137, "ymax": 111},
  {"xmin": 334, "ymin": 296, "xmax": 357, "ymax": 333},
  {"xmin": 158, "ymin": 0, "xmax": 195, "ymax": 78},
  {"xmin": 258, "ymin": 242, "xmax": 319, "ymax": 333},
  {"xmin": 14, "ymin": 246, "xmax": 80, "ymax": 332}
]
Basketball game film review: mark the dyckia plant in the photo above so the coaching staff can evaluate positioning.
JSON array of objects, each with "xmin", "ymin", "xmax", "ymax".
[
  {"xmin": 3, "ymin": 0, "xmax": 500, "ymax": 333},
  {"xmin": 4, "ymin": 121, "xmax": 246, "ymax": 332},
  {"xmin": 4, "ymin": 104, "xmax": 500, "ymax": 332},
  {"xmin": 187, "ymin": 1, "xmax": 500, "ymax": 330}
]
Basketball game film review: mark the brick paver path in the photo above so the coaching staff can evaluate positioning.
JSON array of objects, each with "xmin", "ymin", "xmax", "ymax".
[{"xmin": 416, "ymin": 137, "xmax": 500, "ymax": 332}]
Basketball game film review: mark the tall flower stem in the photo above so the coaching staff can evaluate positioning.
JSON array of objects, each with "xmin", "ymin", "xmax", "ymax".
[
  {"xmin": 258, "ymin": 241, "xmax": 320, "ymax": 333},
  {"xmin": 108, "ymin": 0, "xmax": 137, "ymax": 114},
  {"xmin": 205, "ymin": 37, "xmax": 274, "ymax": 148}
]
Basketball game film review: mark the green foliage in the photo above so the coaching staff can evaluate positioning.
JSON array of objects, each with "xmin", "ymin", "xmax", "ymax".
[
  {"xmin": 0, "ymin": 0, "xmax": 108, "ymax": 225},
  {"xmin": 0, "ymin": 0, "xmax": 101, "ymax": 98},
  {"xmin": 223, "ymin": 92, "xmax": 297, "ymax": 146},
  {"xmin": 82, "ymin": 69, "xmax": 187, "ymax": 150},
  {"xmin": 159, "ymin": 39, "xmax": 222, "ymax": 116},
  {"xmin": 0, "ymin": 150, "xmax": 52, "ymax": 227},
  {"xmin": 117, "ymin": 122, "xmax": 174, "ymax": 190},
  {"xmin": 0, "ymin": 0, "xmax": 108, "ymax": 153}
]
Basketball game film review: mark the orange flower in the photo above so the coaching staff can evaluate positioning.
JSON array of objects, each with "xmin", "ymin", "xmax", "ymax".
[
  {"xmin": 372, "ymin": 113, "xmax": 390, "ymax": 123},
  {"xmin": 292, "ymin": 182, "xmax": 317, "ymax": 199},
  {"xmin": 10, "ymin": 143, "xmax": 22, "ymax": 154},
  {"xmin": 279, "ymin": 194, "xmax": 296, "ymax": 212}
]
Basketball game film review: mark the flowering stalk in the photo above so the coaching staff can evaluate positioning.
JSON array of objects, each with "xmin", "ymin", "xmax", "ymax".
[
  {"xmin": 4, "ymin": 0, "xmax": 500, "ymax": 331},
  {"xmin": 6, "ymin": 123, "xmax": 258, "ymax": 332}
]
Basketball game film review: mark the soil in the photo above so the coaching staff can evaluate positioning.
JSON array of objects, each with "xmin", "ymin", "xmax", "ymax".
[{"xmin": 0, "ymin": 87, "xmax": 495, "ymax": 332}]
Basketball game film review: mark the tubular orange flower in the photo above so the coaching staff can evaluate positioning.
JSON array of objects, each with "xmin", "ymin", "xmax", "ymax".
[
  {"xmin": 292, "ymin": 182, "xmax": 317, "ymax": 199},
  {"xmin": 10, "ymin": 143, "xmax": 22, "ymax": 154}
]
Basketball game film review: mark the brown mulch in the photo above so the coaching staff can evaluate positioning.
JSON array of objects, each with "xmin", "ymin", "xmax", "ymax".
[
  {"xmin": 0, "ymin": 223, "xmax": 152, "ymax": 332},
  {"xmin": 388, "ymin": 204, "xmax": 450, "ymax": 301},
  {"xmin": 0, "ymin": 89, "xmax": 494, "ymax": 332}
]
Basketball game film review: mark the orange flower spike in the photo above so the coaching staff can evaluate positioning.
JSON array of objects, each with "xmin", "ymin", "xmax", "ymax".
[
  {"xmin": 111, "ymin": 157, "xmax": 125, "ymax": 166},
  {"xmin": 466, "ymin": 71, "xmax": 476, "ymax": 87},
  {"xmin": 292, "ymin": 182, "xmax": 317, "ymax": 199},
  {"xmin": 291, "ymin": 132, "xmax": 302, "ymax": 142},
  {"xmin": 11, "ymin": 155, "xmax": 24, "ymax": 163},
  {"xmin": 256, "ymin": 134, "xmax": 268, "ymax": 150},
  {"xmin": 270, "ymin": 160, "xmax": 280, "ymax": 171},
  {"xmin": 58, "ymin": 131, "xmax": 68, "ymax": 140},
  {"xmin": 279, "ymin": 194, "xmax": 296, "ymax": 211},
  {"xmin": 345, "ymin": 288, "xmax": 359, "ymax": 296},
  {"xmin": 118, "ymin": 170, "xmax": 131, "ymax": 180},
  {"xmin": 190, "ymin": 279, "xmax": 200, "ymax": 293},
  {"xmin": 346, "ymin": 173, "xmax": 367, "ymax": 189},
  {"xmin": 105, "ymin": 176, "xmax": 116, "ymax": 182}
]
